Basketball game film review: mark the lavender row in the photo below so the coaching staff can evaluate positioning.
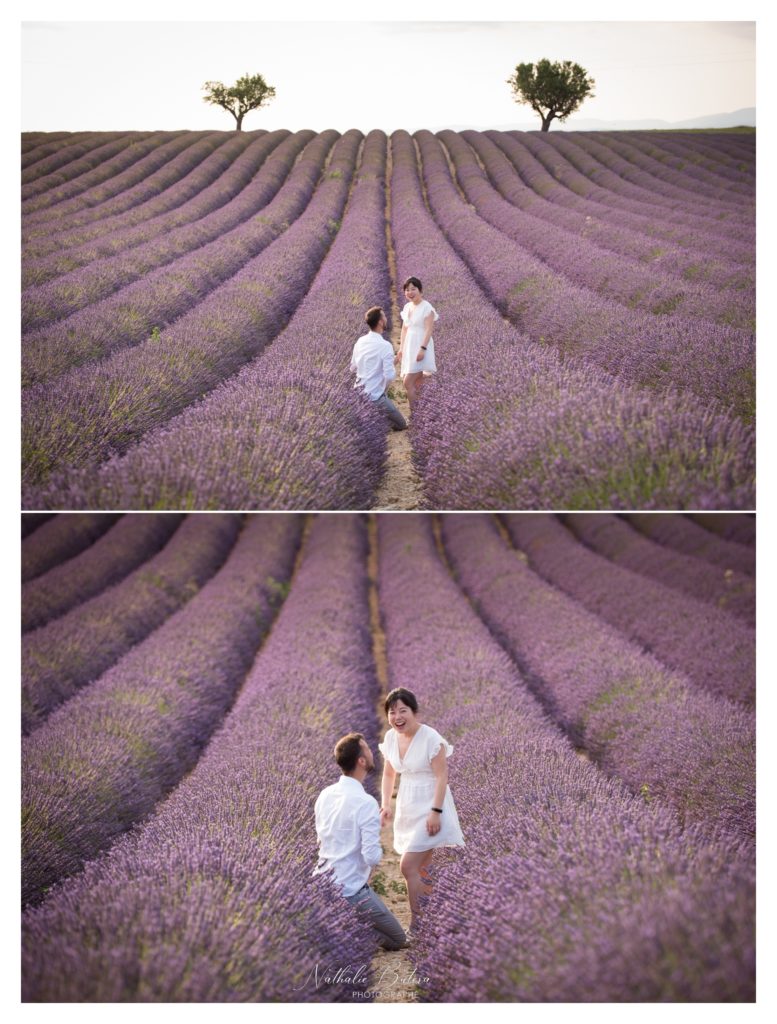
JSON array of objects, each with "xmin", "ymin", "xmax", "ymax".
[
  {"xmin": 22, "ymin": 134, "xmax": 239, "ymax": 265},
  {"xmin": 502, "ymin": 514, "xmax": 754, "ymax": 706},
  {"xmin": 22, "ymin": 132, "xmax": 360, "ymax": 499},
  {"xmin": 22, "ymin": 514, "xmax": 240, "ymax": 736},
  {"xmin": 22, "ymin": 132, "xmax": 213, "ymax": 225},
  {"xmin": 25, "ymin": 131, "xmax": 390, "ymax": 510},
  {"xmin": 21, "ymin": 130, "xmax": 278, "ymax": 291},
  {"xmin": 416, "ymin": 131, "xmax": 754, "ymax": 418},
  {"xmin": 21, "ymin": 514, "xmax": 301, "ymax": 908},
  {"xmin": 22, "ymin": 132, "xmax": 96, "ymax": 165},
  {"xmin": 23, "ymin": 514, "xmax": 380, "ymax": 1002},
  {"xmin": 21, "ymin": 513, "xmax": 120, "ymax": 582},
  {"xmin": 441, "ymin": 130, "xmax": 752, "ymax": 328},
  {"xmin": 22, "ymin": 513, "xmax": 182, "ymax": 633},
  {"xmin": 465, "ymin": 131, "xmax": 753, "ymax": 292},
  {"xmin": 625, "ymin": 513, "xmax": 755, "ymax": 576},
  {"xmin": 504, "ymin": 132, "xmax": 754, "ymax": 262},
  {"xmin": 648, "ymin": 130, "xmax": 755, "ymax": 164},
  {"xmin": 687, "ymin": 512, "xmax": 755, "ymax": 546},
  {"xmin": 21, "ymin": 132, "xmax": 319, "ymax": 377},
  {"xmin": 619, "ymin": 132, "xmax": 755, "ymax": 190},
  {"xmin": 526, "ymin": 133, "xmax": 754, "ymax": 244},
  {"xmin": 564, "ymin": 513, "xmax": 755, "ymax": 626},
  {"xmin": 556, "ymin": 132, "xmax": 753, "ymax": 223},
  {"xmin": 378, "ymin": 514, "xmax": 753, "ymax": 1001},
  {"xmin": 21, "ymin": 514, "xmax": 53, "ymax": 538},
  {"xmin": 620, "ymin": 131, "xmax": 754, "ymax": 176},
  {"xmin": 585, "ymin": 132, "xmax": 754, "ymax": 206},
  {"xmin": 22, "ymin": 132, "xmax": 150, "ymax": 192},
  {"xmin": 441, "ymin": 515, "xmax": 755, "ymax": 843},
  {"xmin": 21, "ymin": 131, "xmax": 122, "ymax": 176},
  {"xmin": 389, "ymin": 130, "xmax": 754, "ymax": 509}
]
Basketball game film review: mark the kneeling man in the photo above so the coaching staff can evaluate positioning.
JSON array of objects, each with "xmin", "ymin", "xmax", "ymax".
[
  {"xmin": 313, "ymin": 732, "xmax": 407, "ymax": 950},
  {"xmin": 350, "ymin": 307, "xmax": 407, "ymax": 430}
]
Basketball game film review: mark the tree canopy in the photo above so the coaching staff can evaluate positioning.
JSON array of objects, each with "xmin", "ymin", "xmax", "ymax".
[
  {"xmin": 507, "ymin": 59, "xmax": 595, "ymax": 132},
  {"xmin": 202, "ymin": 72, "xmax": 276, "ymax": 131}
]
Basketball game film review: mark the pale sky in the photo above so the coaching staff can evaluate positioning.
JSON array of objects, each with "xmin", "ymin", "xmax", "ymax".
[{"xmin": 21, "ymin": 16, "xmax": 755, "ymax": 132}]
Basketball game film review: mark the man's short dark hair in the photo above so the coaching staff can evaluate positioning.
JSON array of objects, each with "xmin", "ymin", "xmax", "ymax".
[
  {"xmin": 334, "ymin": 732, "xmax": 366, "ymax": 774},
  {"xmin": 365, "ymin": 306, "xmax": 385, "ymax": 330},
  {"xmin": 402, "ymin": 277, "xmax": 423, "ymax": 292}
]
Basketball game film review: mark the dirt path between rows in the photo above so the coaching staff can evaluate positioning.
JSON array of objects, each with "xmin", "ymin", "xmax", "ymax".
[
  {"xmin": 371, "ymin": 139, "xmax": 424, "ymax": 512},
  {"xmin": 366, "ymin": 516, "xmax": 418, "ymax": 1002}
]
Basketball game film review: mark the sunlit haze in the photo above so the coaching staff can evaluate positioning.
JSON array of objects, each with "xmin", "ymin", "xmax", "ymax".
[{"xmin": 22, "ymin": 19, "xmax": 754, "ymax": 132}]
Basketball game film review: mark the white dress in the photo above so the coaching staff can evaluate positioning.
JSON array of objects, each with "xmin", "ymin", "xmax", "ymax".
[
  {"xmin": 378, "ymin": 724, "xmax": 465, "ymax": 854},
  {"xmin": 400, "ymin": 299, "xmax": 438, "ymax": 377}
]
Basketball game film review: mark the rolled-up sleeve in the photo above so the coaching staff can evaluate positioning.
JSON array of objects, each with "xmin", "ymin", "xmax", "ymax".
[{"xmin": 358, "ymin": 801, "xmax": 383, "ymax": 867}]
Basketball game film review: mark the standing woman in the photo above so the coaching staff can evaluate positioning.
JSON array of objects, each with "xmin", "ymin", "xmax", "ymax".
[
  {"xmin": 379, "ymin": 687, "xmax": 464, "ymax": 936},
  {"xmin": 397, "ymin": 277, "xmax": 439, "ymax": 411}
]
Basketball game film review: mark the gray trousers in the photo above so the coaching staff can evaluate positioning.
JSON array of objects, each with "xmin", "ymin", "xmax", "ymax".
[
  {"xmin": 371, "ymin": 392, "xmax": 407, "ymax": 431},
  {"xmin": 345, "ymin": 883, "xmax": 407, "ymax": 950}
]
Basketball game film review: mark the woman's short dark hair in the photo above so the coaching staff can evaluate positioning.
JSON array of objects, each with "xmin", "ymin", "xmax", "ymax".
[
  {"xmin": 365, "ymin": 306, "xmax": 384, "ymax": 330},
  {"xmin": 334, "ymin": 732, "xmax": 366, "ymax": 774},
  {"xmin": 402, "ymin": 277, "xmax": 423, "ymax": 293},
  {"xmin": 384, "ymin": 687, "xmax": 419, "ymax": 715}
]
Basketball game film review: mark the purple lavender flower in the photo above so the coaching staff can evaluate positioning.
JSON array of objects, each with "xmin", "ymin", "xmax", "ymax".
[
  {"xmin": 22, "ymin": 514, "xmax": 241, "ymax": 733},
  {"xmin": 22, "ymin": 515, "xmax": 380, "ymax": 1001},
  {"xmin": 377, "ymin": 513, "xmax": 753, "ymax": 1001},
  {"xmin": 22, "ymin": 515, "xmax": 301, "ymax": 907}
]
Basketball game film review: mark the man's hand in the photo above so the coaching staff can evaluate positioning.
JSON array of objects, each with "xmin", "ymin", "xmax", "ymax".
[{"xmin": 426, "ymin": 811, "xmax": 441, "ymax": 836}]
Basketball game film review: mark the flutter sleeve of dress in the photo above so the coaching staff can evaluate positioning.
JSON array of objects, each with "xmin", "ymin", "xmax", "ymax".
[
  {"xmin": 378, "ymin": 729, "xmax": 402, "ymax": 772},
  {"xmin": 425, "ymin": 301, "xmax": 440, "ymax": 323},
  {"xmin": 425, "ymin": 726, "xmax": 453, "ymax": 761},
  {"xmin": 400, "ymin": 303, "xmax": 410, "ymax": 325}
]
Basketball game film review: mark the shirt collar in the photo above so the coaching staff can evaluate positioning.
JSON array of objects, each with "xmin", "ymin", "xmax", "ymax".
[{"xmin": 338, "ymin": 775, "xmax": 365, "ymax": 790}]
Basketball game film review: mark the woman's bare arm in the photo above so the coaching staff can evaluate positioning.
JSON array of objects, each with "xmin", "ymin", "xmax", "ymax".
[
  {"xmin": 397, "ymin": 323, "xmax": 407, "ymax": 362},
  {"xmin": 426, "ymin": 747, "xmax": 448, "ymax": 834},
  {"xmin": 381, "ymin": 761, "xmax": 397, "ymax": 825},
  {"xmin": 416, "ymin": 311, "xmax": 435, "ymax": 362}
]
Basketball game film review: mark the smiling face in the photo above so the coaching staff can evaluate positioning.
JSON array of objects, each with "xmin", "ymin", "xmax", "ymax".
[
  {"xmin": 404, "ymin": 282, "xmax": 422, "ymax": 304},
  {"xmin": 387, "ymin": 698, "xmax": 417, "ymax": 734}
]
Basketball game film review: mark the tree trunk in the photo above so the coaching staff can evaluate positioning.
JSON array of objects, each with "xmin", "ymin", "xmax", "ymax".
[
  {"xmin": 540, "ymin": 112, "xmax": 555, "ymax": 132},
  {"xmin": 235, "ymin": 113, "xmax": 243, "ymax": 132}
]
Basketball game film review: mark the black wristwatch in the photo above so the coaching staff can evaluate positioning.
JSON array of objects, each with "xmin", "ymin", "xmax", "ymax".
[{"xmin": 431, "ymin": 807, "xmax": 443, "ymax": 813}]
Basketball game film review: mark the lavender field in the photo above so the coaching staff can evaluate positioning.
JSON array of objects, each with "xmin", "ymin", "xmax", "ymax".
[
  {"xmin": 21, "ymin": 129, "xmax": 754, "ymax": 510},
  {"xmin": 21, "ymin": 511, "xmax": 755, "ymax": 1002}
]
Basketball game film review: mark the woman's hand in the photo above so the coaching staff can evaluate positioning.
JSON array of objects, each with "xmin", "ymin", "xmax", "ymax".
[
  {"xmin": 416, "ymin": 349, "xmax": 425, "ymax": 363},
  {"xmin": 426, "ymin": 810, "xmax": 441, "ymax": 836},
  {"xmin": 380, "ymin": 806, "xmax": 393, "ymax": 828}
]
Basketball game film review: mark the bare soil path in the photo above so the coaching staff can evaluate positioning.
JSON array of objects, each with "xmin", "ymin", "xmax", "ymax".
[
  {"xmin": 371, "ymin": 139, "xmax": 424, "ymax": 512},
  {"xmin": 366, "ymin": 516, "xmax": 419, "ymax": 1001}
]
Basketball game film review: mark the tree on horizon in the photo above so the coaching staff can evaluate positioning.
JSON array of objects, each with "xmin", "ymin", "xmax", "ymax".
[
  {"xmin": 507, "ymin": 59, "xmax": 595, "ymax": 131},
  {"xmin": 202, "ymin": 72, "xmax": 276, "ymax": 131}
]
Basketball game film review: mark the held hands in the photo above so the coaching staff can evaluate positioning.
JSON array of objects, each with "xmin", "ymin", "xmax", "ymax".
[
  {"xmin": 426, "ymin": 810, "xmax": 441, "ymax": 837},
  {"xmin": 380, "ymin": 806, "xmax": 393, "ymax": 828}
]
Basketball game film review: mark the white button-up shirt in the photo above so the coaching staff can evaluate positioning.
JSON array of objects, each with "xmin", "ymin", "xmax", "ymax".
[
  {"xmin": 350, "ymin": 331, "xmax": 396, "ymax": 401},
  {"xmin": 313, "ymin": 775, "xmax": 382, "ymax": 896}
]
